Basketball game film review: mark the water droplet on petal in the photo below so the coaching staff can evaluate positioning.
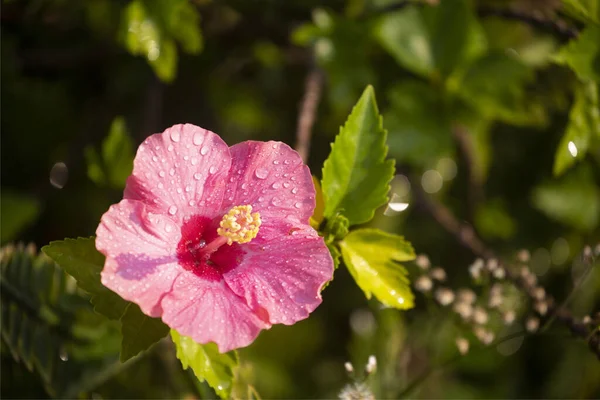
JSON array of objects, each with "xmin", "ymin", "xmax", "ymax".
[
  {"xmin": 191, "ymin": 158, "xmax": 198, "ymax": 165},
  {"xmin": 168, "ymin": 144, "xmax": 174, "ymax": 152},
  {"xmin": 200, "ymin": 146, "xmax": 209, "ymax": 155},
  {"xmin": 209, "ymin": 166, "xmax": 217, "ymax": 174},
  {"xmin": 165, "ymin": 224, "xmax": 173, "ymax": 233},
  {"xmin": 271, "ymin": 182, "xmax": 280, "ymax": 189},
  {"xmin": 170, "ymin": 130, "xmax": 181, "ymax": 142},
  {"xmin": 255, "ymin": 168, "xmax": 268, "ymax": 179},
  {"xmin": 152, "ymin": 156, "xmax": 158, "ymax": 162},
  {"xmin": 193, "ymin": 132, "xmax": 203, "ymax": 146},
  {"xmin": 168, "ymin": 205, "xmax": 178, "ymax": 215},
  {"xmin": 169, "ymin": 168, "xmax": 175, "ymax": 176},
  {"xmin": 189, "ymin": 200, "xmax": 196, "ymax": 206},
  {"xmin": 185, "ymin": 186, "xmax": 192, "ymax": 192},
  {"xmin": 294, "ymin": 202, "xmax": 302, "ymax": 209},
  {"xmin": 291, "ymin": 187, "xmax": 298, "ymax": 194},
  {"xmin": 273, "ymin": 160, "xmax": 280, "ymax": 165},
  {"xmin": 194, "ymin": 173, "xmax": 202, "ymax": 180},
  {"xmin": 159, "ymin": 171, "xmax": 165, "ymax": 178},
  {"xmin": 283, "ymin": 182, "xmax": 290, "ymax": 188}
]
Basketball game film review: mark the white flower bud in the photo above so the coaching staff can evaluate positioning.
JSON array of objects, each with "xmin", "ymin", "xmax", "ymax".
[
  {"xmin": 472, "ymin": 306, "xmax": 489, "ymax": 325},
  {"xmin": 488, "ymin": 294, "xmax": 503, "ymax": 309},
  {"xmin": 503, "ymin": 310, "xmax": 516, "ymax": 325},
  {"xmin": 469, "ymin": 259, "xmax": 484, "ymax": 280},
  {"xmin": 486, "ymin": 258, "xmax": 499, "ymax": 271},
  {"xmin": 583, "ymin": 245, "xmax": 592, "ymax": 258},
  {"xmin": 344, "ymin": 362, "xmax": 354, "ymax": 374},
  {"xmin": 365, "ymin": 355, "xmax": 377, "ymax": 375},
  {"xmin": 457, "ymin": 288, "xmax": 476, "ymax": 304},
  {"xmin": 455, "ymin": 337, "xmax": 469, "ymax": 355},
  {"xmin": 430, "ymin": 267, "xmax": 446, "ymax": 281},
  {"xmin": 534, "ymin": 301, "xmax": 548, "ymax": 316},
  {"xmin": 434, "ymin": 287, "xmax": 455, "ymax": 306},
  {"xmin": 582, "ymin": 315, "xmax": 592, "ymax": 325},
  {"xmin": 526, "ymin": 317, "xmax": 540, "ymax": 332},
  {"xmin": 532, "ymin": 287, "xmax": 545, "ymax": 301},
  {"xmin": 493, "ymin": 268, "xmax": 505, "ymax": 279},
  {"xmin": 517, "ymin": 249, "xmax": 530, "ymax": 263},
  {"xmin": 473, "ymin": 326, "xmax": 494, "ymax": 345},
  {"xmin": 414, "ymin": 276, "xmax": 433, "ymax": 292},
  {"xmin": 415, "ymin": 254, "xmax": 431, "ymax": 270},
  {"xmin": 453, "ymin": 301, "xmax": 473, "ymax": 320}
]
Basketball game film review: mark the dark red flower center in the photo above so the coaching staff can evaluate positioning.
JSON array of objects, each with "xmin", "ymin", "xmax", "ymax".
[{"xmin": 176, "ymin": 215, "xmax": 244, "ymax": 281}]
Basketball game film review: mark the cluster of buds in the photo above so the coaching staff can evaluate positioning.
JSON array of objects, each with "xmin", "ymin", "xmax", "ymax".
[{"xmin": 339, "ymin": 356, "xmax": 377, "ymax": 400}]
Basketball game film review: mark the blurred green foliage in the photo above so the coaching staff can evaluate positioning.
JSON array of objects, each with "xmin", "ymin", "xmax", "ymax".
[{"xmin": 2, "ymin": 0, "xmax": 600, "ymax": 399}]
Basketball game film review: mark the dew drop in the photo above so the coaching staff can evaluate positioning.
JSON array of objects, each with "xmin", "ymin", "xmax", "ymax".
[
  {"xmin": 255, "ymin": 168, "xmax": 268, "ymax": 179},
  {"xmin": 284, "ymin": 159, "xmax": 290, "ymax": 165},
  {"xmin": 241, "ymin": 183, "xmax": 248, "ymax": 190},
  {"xmin": 191, "ymin": 158, "xmax": 198, "ymax": 166},
  {"xmin": 159, "ymin": 171, "xmax": 165, "ymax": 178},
  {"xmin": 273, "ymin": 160, "xmax": 280, "ymax": 165},
  {"xmin": 283, "ymin": 182, "xmax": 290, "ymax": 188},
  {"xmin": 291, "ymin": 187, "xmax": 298, "ymax": 194},
  {"xmin": 184, "ymin": 155, "xmax": 189, "ymax": 161},
  {"xmin": 194, "ymin": 173, "xmax": 202, "ymax": 180},
  {"xmin": 169, "ymin": 168, "xmax": 175, "ymax": 176},
  {"xmin": 165, "ymin": 224, "xmax": 173, "ymax": 233},
  {"xmin": 294, "ymin": 202, "xmax": 302, "ymax": 209},
  {"xmin": 193, "ymin": 132, "xmax": 203, "ymax": 146},
  {"xmin": 189, "ymin": 200, "xmax": 196, "ymax": 206},
  {"xmin": 200, "ymin": 146, "xmax": 209, "ymax": 155},
  {"xmin": 152, "ymin": 156, "xmax": 158, "ymax": 162},
  {"xmin": 177, "ymin": 188, "xmax": 183, "ymax": 194},
  {"xmin": 158, "ymin": 182, "xmax": 164, "ymax": 189},
  {"xmin": 185, "ymin": 186, "xmax": 192, "ymax": 192},
  {"xmin": 170, "ymin": 130, "xmax": 181, "ymax": 142},
  {"xmin": 168, "ymin": 205, "xmax": 177, "ymax": 215},
  {"xmin": 271, "ymin": 182, "xmax": 280, "ymax": 189},
  {"xmin": 209, "ymin": 166, "xmax": 217, "ymax": 174},
  {"xmin": 168, "ymin": 144, "xmax": 174, "ymax": 152}
]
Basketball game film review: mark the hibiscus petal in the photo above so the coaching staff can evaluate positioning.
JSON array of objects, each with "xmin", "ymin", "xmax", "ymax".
[
  {"xmin": 221, "ymin": 141, "xmax": 315, "ymax": 224},
  {"xmin": 161, "ymin": 270, "xmax": 270, "ymax": 353},
  {"xmin": 224, "ymin": 222, "xmax": 333, "ymax": 325},
  {"xmin": 96, "ymin": 199, "xmax": 181, "ymax": 317},
  {"xmin": 125, "ymin": 124, "xmax": 231, "ymax": 222}
]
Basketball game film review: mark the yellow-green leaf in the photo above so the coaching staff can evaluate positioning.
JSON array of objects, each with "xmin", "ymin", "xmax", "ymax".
[{"xmin": 340, "ymin": 228, "xmax": 415, "ymax": 309}]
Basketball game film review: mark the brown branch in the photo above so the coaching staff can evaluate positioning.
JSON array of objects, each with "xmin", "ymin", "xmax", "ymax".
[
  {"xmin": 295, "ymin": 68, "xmax": 324, "ymax": 164},
  {"xmin": 415, "ymin": 186, "xmax": 600, "ymax": 359}
]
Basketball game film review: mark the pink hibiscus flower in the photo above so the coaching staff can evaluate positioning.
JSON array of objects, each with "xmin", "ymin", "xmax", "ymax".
[{"xmin": 96, "ymin": 124, "xmax": 333, "ymax": 352}]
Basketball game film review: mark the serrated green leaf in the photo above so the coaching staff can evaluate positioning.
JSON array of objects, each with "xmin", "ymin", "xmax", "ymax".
[
  {"xmin": 554, "ymin": 24, "xmax": 600, "ymax": 82},
  {"xmin": 554, "ymin": 82, "xmax": 600, "ymax": 176},
  {"xmin": 120, "ymin": 303, "xmax": 169, "ymax": 362},
  {"xmin": 42, "ymin": 237, "xmax": 167, "ymax": 361},
  {"xmin": 532, "ymin": 165, "xmax": 600, "ymax": 231},
  {"xmin": 561, "ymin": 0, "xmax": 599, "ymax": 23},
  {"xmin": 171, "ymin": 330, "xmax": 238, "ymax": 399},
  {"xmin": 322, "ymin": 86, "xmax": 395, "ymax": 226},
  {"xmin": 0, "ymin": 190, "xmax": 40, "ymax": 243},
  {"xmin": 121, "ymin": 0, "xmax": 178, "ymax": 82},
  {"xmin": 340, "ymin": 228, "xmax": 415, "ymax": 309},
  {"xmin": 454, "ymin": 52, "xmax": 539, "ymax": 125},
  {"xmin": 374, "ymin": 1, "xmax": 486, "ymax": 79}
]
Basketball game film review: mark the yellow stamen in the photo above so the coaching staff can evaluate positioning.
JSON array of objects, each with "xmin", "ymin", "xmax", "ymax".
[{"xmin": 217, "ymin": 205, "xmax": 261, "ymax": 245}]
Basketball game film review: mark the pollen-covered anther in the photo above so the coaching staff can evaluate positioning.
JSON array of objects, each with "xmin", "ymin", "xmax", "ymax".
[{"xmin": 217, "ymin": 205, "xmax": 261, "ymax": 245}]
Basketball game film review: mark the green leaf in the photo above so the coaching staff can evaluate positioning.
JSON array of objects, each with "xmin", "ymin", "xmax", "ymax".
[
  {"xmin": 553, "ymin": 82, "xmax": 600, "ymax": 176},
  {"xmin": 374, "ymin": 1, "xmax": 486, "ymax": 79},
  {"xmin": 1, "ymin": 243, "xmax": 121, "ymax": 397},
  {"xmin": 310, "ymin": 176, "xmax": 324, "ymax": 230},
  {"xmin": 384, "ymin": 81, "xmax": 453, "ymax": 168},
  {"xmin": 0, "ymin": 190, "xmax": 40, "ymax": 243},
  {"xmin": 121, "ymin": 0, "xmax": 178, "ymax": 82},
  {"xmin": 474, "ymin": 199, "xmax": 517, "ymax": 240},
  {"xmin": 454, "ymin": 52, "xmax": 540, "ymax": 125},
  {"xmin": 554, "ymin": 25, "xmax": 600, "ymax": 82},
  {"xmin": 532, "ymin": 165, "xmax": 600, "ymax": 231},
  {"xmin": 340, "ymin": 228, "xmax": 415, "ymax": 309},
  {"xmin": 85, "ymin": 117, "xmax": 134, "ymax": 189},
  {"xmin": 171, "ymin": 330, "xmax": 238, "ymax": 399},
  {"xmin": 42, "ymin": 237, "xmax": 167, "ymax": 360},
  {"xmin": 120, "ymin": 303, "xmax": 169, "ymax": 362},
  {"xmin": 327, "ymin": 242, "xmax": 341, "ymax": 271},
  {"xmin": 322, "ymin": 86, "xmax": 395, "ymax": 226},
  {"xmin": 561, "ymin": 0, "xmax": 599, "ymax": 23}
]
